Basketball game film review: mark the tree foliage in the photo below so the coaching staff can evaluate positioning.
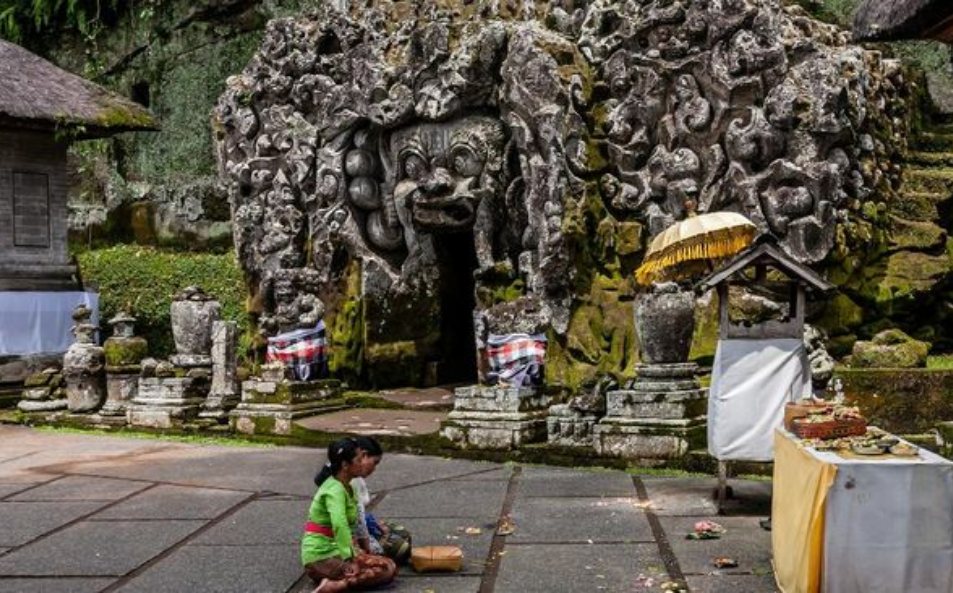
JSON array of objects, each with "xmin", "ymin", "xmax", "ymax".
[{"xmin": 0, "ymin": 0, "xmax": 121, "ymax": 42}]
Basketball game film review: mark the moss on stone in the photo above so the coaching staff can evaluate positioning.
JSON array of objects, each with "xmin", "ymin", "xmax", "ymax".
[
  {"xmin": 327, "ymin": 261, "xmax": 365, "ymax": 385},
  {"xmin": 838, "ymin": 368, "xmax": 953, "ymax": 433},
  {"xmin": 103, "ymin": 337, "xmax": 148, "ymax": 367},
  {"xmin": 816, "ymin": 293, "xmax": 865, "ymax": 336}
]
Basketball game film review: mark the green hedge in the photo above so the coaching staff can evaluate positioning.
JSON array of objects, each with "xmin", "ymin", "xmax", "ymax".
[{"xmin": 77, "ymin": 245, "xmax": 251, "ymax": 360}]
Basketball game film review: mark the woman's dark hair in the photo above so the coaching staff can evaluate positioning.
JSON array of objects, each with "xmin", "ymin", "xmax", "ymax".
[
  {"xmin": 314, "ymin": 437, "xmax": 361, "ymax": 487},
  {"xmin": 354, "ymin": 435, "xmax": 383, "ymax": 458}
]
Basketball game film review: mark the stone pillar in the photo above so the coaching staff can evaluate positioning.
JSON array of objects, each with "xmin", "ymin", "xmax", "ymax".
[
  {"xmin": 200, "ymin": 320, "xmax": 240, "ymax": 420},
  {"xmin": 100, "ymin": 313, "xmax": 148, "ymax": 417},
  {"xmin": 441, "ymin": 386, "xmax": 552, "ymax": 449},
  {"xmin": 63, "ymin": 305, "xmax": 105, "ymax": 413}
]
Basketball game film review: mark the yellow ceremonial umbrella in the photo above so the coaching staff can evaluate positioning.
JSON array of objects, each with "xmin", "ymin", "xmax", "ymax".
[{"xmin": 635, "ymin": 211, "xmax": 757, "ymax": 286}]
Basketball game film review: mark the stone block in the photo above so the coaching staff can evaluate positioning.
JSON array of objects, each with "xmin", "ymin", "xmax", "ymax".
[
  {"xmin": 441, "ymin": 410, "xmax": 547, "ymax": 449},
  {"xmin": 594, "ymin": 418, "xmax": 707, "ymax": 460},
  {"xmin": 451, "ymin": 385, "xmax": 551, "ymax": 413}
]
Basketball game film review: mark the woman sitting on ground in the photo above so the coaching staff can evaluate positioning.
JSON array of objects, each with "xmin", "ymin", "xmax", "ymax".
[{"xmin": 302, "ymin": 437, "xmax": 397, "ymax": 593}]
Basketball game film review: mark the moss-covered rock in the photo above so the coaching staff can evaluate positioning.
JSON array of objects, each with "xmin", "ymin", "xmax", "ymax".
[
  {"xmin": 856, "ymin": 250, "xmax": 951, "ymax": 314},
  {"xmin": 839, "ymin": 368, "xmax": 953, "ymax": 433},
  {"xmin": 104, "ymin": 337, "xmax": 148, "ymax": 367},
  {"xmin": 851, "ymin": 328, "xmax": 930, "ymax": 368},
  {"xmin": 816, "ymin": 293, "xmax": 865, "ymax": 336},
  {"xmin": 887, "ymin": 216, "xmax": 947, "ymax": 251}
]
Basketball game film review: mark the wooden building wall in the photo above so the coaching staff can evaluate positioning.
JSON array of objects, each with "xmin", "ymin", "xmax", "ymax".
[{"xmin": 0, "ymin": 129, "xmax": 75, "ymax": 290}]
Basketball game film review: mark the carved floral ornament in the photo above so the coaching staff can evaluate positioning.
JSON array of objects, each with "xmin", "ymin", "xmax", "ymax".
[{"xmin": 214, "ymin": 0, "xmax": 900, "ymax": 338}]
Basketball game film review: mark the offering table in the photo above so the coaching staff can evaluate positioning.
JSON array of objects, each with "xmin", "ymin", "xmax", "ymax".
[{"xmin": 772, "ymin": 429, "xmax": 953, "ymax": 593}]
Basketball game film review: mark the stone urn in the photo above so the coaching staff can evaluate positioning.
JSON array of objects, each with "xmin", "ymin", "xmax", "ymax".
[
  {"xmin": 63, "ymin": 306, "xmax": 106, "ymax": 413},
  {"xmin": 634, "ymin": 282, "xmax": 696, "ymax": 364},
  {"xmin": 170, "ymin": 286, "xmax": 221, "ymax": 358}
]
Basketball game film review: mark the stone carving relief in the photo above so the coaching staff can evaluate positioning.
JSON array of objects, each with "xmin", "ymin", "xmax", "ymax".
[{"xmin": 214, "ymin": 0, "xmax": 902, "ymax": 380}]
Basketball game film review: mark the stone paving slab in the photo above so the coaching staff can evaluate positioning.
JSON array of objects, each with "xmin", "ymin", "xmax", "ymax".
[
  {"xmin": 518, "ymin": 466, "xmax": 636, "ymax": 497},
  {"xmin": 93, "ymin": 485, "xmax": 250, "ymax": 520},
  {"xmin": 366, "ymin": 456, "xmax": 504, "ymax": 491},
  {"xmin": 686, "ymin": 574, "xmax": 779, "ymax": 592},
  {"xmin": 192, "ymin": 499, "xmax": 305, "ymax": 545},
  {"xmin": 0, "ymin": 501, "xmax": 108, "ymax": 546},
  {"xmin": 446, "ymin": 467, "xmax": 512, "ymax": 482},
  {"xmin": 391, "ymin": 574, "xmax": 483, "ymax": 593},
  {"xmin": 495, "ymin": 543, "xmax": 666, "ymax": 593},
  {"xmin": 114, "ymin": 544, "xmax": 301, "ymax": 593},
  {"xmin": 507, "ymin": 496, "xmax": 654, "ymax": 543},
  {"xmin": 377, "ymin": 386, "xmax": 455, "ymax": 410},
  {"xmin": 6, "ymin": 475, "xmax": 150, "ymax": 502},
  {"xmin": 296, "ymin": 408, "xmax": 447, "ymax": 436},
  {"xmin": 0, "ymin": 520, "xmax": 206, "ymax": 576},
  {"xmin": 660, "ymin": 515, "xmax": 773, "ymax": 578},
  {"xmin": 640, "ymin": 477, "xmax": 772, "ymax": 516},
  {"xmin": 0, "ymin": 482, "xmax": 45, "ymax": 499},
  {"xmin": 376, "ymin": 479, "xmax": 507, "ymax": 519},
  {"xmin": 45, "ymin": 446, "xmax": 320, "ymax": 497},
  {"xmin": 0, "ymin": 577, "xmax": 116, "ymax": 592}
]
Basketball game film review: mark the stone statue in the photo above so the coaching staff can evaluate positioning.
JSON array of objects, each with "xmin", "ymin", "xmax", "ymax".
[{"xmin": 213, "ymin": 0, "xmax": 907, "ymax": 388}]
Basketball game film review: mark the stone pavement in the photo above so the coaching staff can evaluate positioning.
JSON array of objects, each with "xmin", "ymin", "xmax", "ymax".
[{"xmin": 0, "ymin": 425, "xmax": 778, "ymax": 593}]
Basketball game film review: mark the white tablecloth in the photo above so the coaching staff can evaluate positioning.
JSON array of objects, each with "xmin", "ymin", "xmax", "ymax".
[
  {"xmin": 816, "ymin": 446, "xmax": 953, "ymax": 593},
  {"xmin": 0, "ymin": 291, "xmax": 99, "ymax": 355},
  {"xmin": 708, "ymin": 338, "xmax": 811, "ymax": 461}
]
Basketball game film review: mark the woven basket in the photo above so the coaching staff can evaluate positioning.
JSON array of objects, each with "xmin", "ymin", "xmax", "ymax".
[
  {"xmin": 784, "ymin": 401, "xmax": 830, "ymax": 431},
  {"xmin": 791, "ymin": 416, "xmax": 867, "ymax": 439}
]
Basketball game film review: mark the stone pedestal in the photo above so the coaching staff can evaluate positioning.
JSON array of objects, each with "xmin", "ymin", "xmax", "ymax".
[
  {"xmin": 441, "ymin": 385, "xmax": 552, "ymax": 449},
  {"xmin": 594, "ymin": 363, "xmax": 707, "ymax": 460},
  {"xmin": 230, "ymin": 378, "xmax": 342, "ymax": 436},
  {"xmin": 546, "ymin": 405, "xmax": 599, "ymax": 449},
  {"xmin": 127, "ymin": 377, "xmax": 206, "ymax": 429}
]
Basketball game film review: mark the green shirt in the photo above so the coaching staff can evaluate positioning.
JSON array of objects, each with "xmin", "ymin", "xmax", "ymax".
[{"xmin": 301, "ymin": 477, "xmax": 358, "ymax": 566}]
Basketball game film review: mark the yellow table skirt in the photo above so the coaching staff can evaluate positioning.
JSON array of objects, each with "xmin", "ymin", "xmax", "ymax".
[{"xmin": 772, "ymin": 430, "xmax": 838, "ymax": 593}]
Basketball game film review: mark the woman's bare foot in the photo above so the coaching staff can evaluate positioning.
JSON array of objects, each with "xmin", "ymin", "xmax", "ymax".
[{"xmin": 313, "ymin": 578, "xmax": 347, "ymax": 593}]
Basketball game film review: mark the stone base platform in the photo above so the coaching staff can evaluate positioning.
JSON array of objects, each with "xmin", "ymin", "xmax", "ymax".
[
  {"xmin": 594, "ymin": 417, "xmax": 707, "ymax": 461},
  {"xmin": 230, "ymin": 378, "xmax": 343, "ymax": 436},
  {"xmin": 440, "ymin": 385, "xmax": 553, "ymax": 450},
  {"xmin": 127, "ymin": 377, "xmax": 206, "ymax": 429}
]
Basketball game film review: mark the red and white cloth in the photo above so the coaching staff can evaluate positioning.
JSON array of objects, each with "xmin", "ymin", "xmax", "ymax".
[
  {"xmin": 484, "ymin": 333, "xmax": 546, "ymax": 387},
  {"xmin": 265, "ymin": 321, "xmax": 329, "ymax": 381}
]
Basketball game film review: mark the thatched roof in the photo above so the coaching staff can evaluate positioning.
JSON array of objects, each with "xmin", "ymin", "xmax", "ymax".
[
  {"xmin": 854, "ymin": 0, "xmax": 953, "ymax": 43},
  {"xmin": 0, "ymin": 39, "xmax": 158, "ymax": 139}
]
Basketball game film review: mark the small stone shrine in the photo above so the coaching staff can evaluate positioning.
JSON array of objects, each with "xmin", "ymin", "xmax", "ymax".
[
  {"xmin": 441, "ymin": 297, "xmax": 553, "ymax": 449},
  {"xmin": 128, "ymin": 287, "xmax": 220, "ymax": 428},
  {"xmin": 63, "ymin": 304, "xmax": 106, "ymax": 413},
  {"xmin": 594, "ymin": 283, "xmax": 707, "ymax": 460},
  {"xmin": 100, "ymin": 313, "xmax": 147, "ymax": 418}
]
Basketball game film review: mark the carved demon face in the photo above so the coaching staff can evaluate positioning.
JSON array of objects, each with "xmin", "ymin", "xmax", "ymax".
[{"xmin": 389, "ymin": 116, "xmax": 505, "ymax": 232}]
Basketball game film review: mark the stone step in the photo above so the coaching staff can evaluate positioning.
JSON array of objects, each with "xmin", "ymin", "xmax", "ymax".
[
  {"xmin": 907, "ymin": 151, "xmax": 953, "ymax": 167},
  {"xmin": 912, "ymin": 132, "xmax": 953, "ymax": 152},
  {"xmin": 0, "ymin": 385, "xmax": 22, "ymax": 409},
  {"xmin": 902, "ymin": 168, "xmax": 953, "ymax": 194},
  {"xmin": 886, "ymin": 215, "xmax": 947, "ymax": 251},
  {"xmin": 892, "ymin": 191, "xmax": 942, "ymax": 221}
]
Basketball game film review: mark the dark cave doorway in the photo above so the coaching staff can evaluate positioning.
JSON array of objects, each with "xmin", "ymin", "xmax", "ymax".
[{"xmin": 433, "ymin": 232, "xmax": 478, "ymax": 385}]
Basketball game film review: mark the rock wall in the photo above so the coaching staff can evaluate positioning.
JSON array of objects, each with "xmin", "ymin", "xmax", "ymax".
[{"xmin": 214, "ymin": 0, "xmax": 922, "ymax": 388}]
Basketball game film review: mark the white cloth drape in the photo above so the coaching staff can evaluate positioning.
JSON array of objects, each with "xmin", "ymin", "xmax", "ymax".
[
  {"xmin": 817, "ymin": 446, "xmax": 953, "ymax": 593},
  {"xmin": 707, "ymin": 338, "xmax": 811, "ymax": 461},
  {"xmin": 0, "ymin": 291, "xmax": 99, "ymax": 355}
]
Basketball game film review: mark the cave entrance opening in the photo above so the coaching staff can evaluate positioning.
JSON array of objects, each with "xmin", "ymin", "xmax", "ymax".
[{"xmin": 433, "ymin": 231, "xmax": 478, "ymax": 386}]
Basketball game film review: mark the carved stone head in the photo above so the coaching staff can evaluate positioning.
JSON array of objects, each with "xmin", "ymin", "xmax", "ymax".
[{"xmin": 388, "ymin": 116, "xmax": 505, "ymax": 233}]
